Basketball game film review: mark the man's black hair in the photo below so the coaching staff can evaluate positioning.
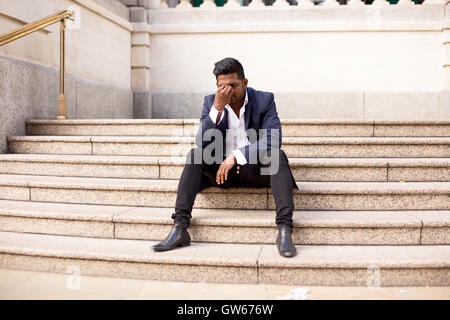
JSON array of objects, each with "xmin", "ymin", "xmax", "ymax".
[{"xmin": 213, "ymin": 57, "xmax": 245, "ymax": 80}]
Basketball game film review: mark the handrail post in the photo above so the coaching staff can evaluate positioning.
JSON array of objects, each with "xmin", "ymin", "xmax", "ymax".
[
  {"xmin": 0, "ymin": 10, "xmax": 74, "ymax": 119},
  {"xmin": 57, "ymin": 17, "xmax": 67, "ymax": 120}
]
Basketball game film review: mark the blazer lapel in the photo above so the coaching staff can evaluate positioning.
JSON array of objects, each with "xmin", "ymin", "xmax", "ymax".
[
  {"xmin": 223, "ymin": 107, "xmax": 229, "ymax": 128},
  {"xmin": 244, "ymin": 95, "xmax": 251, "ymax": 130}
]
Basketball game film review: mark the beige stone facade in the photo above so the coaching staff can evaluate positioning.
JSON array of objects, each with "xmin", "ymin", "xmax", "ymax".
[
  {"xmin": 1, "ymin": 0, "xmax": 449, "ymax": 121},
  {"xmin": 0, "ymin": 0, "xmax": 132, "ymax": 88}
]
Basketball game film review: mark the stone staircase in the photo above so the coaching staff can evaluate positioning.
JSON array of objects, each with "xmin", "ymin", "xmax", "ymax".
[{"xmin": 0, "ymin": 119, "xmax": 449, "ymax": 286}]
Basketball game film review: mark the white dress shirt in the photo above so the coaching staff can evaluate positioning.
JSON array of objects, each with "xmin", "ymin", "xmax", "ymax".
[{"xmin": 208, "ymin": 90, "xmax": 249, "ymax": 165}]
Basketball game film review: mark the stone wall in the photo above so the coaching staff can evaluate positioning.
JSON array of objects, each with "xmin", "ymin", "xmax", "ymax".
[
  {"xmin": 0, "ymin": 0, "xmax": 133, "ymax": 153},
  {"xmin": 136, "ymin": 4, "xmax": 449, "ymax": 120},
  {"xmin": 0, "ymin": 0, "xmax": 132, "ymax": 87},
  {"xmin": 0, "ymin": 56, "xmax": 133, "ymax": 153},
  {"xmin": 1, "ymin": 0, "xmax": 449, "ymax": 155}
]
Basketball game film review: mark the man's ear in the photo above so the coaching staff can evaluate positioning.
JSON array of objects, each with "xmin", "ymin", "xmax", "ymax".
[{"xmin": 244, "ymin": 79, "xmax": 248, "ymax": 87}]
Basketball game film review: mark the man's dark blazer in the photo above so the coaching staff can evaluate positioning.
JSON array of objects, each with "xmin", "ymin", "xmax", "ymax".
[{"xmin": 195, "ymin": 86, "xmax": 299, "ymax": 189}]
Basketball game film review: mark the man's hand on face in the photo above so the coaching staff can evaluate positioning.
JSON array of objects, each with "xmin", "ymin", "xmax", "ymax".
[
  {"xmin": 213, "ymin": 85, "xmax": 232, "ymax": 112},
  {"xmin": 216, "ymin": 152, "xmax": 237, "ymax": 185}
]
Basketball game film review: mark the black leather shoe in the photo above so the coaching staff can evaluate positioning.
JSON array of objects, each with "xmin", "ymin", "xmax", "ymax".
[
  {"xmin": 276, "ymin": 226, "xmax": 297, "ymax": 258},
  {"xmin": 152, "ymin": 224, "xmax": 191, "ymax": 252}
]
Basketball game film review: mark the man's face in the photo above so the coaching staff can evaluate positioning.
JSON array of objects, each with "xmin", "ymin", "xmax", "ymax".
[{"xmin": 216, "ymin": 73, "xmax": 248, "ymax": 106}]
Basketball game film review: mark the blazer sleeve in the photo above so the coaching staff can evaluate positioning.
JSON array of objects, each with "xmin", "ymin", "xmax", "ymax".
[
  {"xmin": 238, "ymin": 93, "xmax": 282, "ymax": 163},
  {"xmin": 195, "ymin": 95, "xmax": 228, "ymax": 149}
]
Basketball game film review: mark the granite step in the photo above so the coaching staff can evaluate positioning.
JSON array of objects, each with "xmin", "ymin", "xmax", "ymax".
[
  {"xmin": 26, "ymin": 119, "xmax": 450, "ymax": 137},
  {"xmin": 7, "ymin": 136, "xmax": 450, "ymax": 158},
  {"xmin": 6, "ymin": 118, "xmax": 448, "ymax": 288},
  {"xmin": 0, "ymin": 174, "xmax": 448, "ymax": 210},
  {"xmin": 0, "ymin": 200, "xmax": 448, "ymax": 245},
  {"xmin": 0, "ymin": 154, "xmax": 448, "ymax": 182},
  {"xmin": 0, "ymin": 231, "xmax": 448, "ymax": 286}
]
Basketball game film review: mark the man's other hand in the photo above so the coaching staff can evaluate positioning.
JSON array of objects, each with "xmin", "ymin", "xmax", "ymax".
[
  {"xmin": 216, "ymin": 153, "xmax": 236, "ymax": 185},
  {"xmin": 213, "ymin": 85, "xmax": 232, "ymax": 112}
]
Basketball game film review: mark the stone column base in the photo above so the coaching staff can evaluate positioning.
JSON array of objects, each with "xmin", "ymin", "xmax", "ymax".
[{"xmin": 133, "ymin": 89, "xmax": 153, "ymax": 118}]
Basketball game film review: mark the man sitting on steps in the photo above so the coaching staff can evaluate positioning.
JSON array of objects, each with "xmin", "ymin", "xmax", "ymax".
[{"xmin": 152, "ymin": 57, "xmax": 300, "ymax": 258}]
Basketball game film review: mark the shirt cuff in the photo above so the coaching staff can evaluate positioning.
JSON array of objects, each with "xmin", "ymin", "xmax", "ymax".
[
  {"xmin": 209, "ymin": 105, "xmax": 224, "ymax": 124},
  {"xmin": 232, "ymin": 149, "xmax": 247, "ymax": 165}
]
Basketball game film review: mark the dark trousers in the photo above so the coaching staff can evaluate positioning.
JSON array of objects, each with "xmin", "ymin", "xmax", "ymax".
[{"xmin": 171, "ymin": 147, "xmax": 298, "ymax": 229}]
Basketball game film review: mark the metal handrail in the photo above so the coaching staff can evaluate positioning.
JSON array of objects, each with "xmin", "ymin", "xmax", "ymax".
[{"xmin": 0, "ymin": 10, "xmax": 75, "ymax": 119}]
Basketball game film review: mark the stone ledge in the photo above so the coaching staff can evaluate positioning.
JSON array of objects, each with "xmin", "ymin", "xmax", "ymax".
[
  {"xmin": 73, "ymin": 0, "xmax": 133, "ymax": 30},
  {"xmin": 258, "ymin": 244, "xmax": 450, "ymax": 268},
  {"xmin": 2, "ymin": 154, "xmax": 448, "ymax": 167},
  {"xmin": 146, "ymin": 6, "xmax": 444, "ymax": 33},
  {"xmin": 91, "ymin": 0, "xmax": 130, "ymax": 21},
  {"xmin": 9, "ymin": 135, "xmax": 450, "ymax": 144},
  {"xmin": 0, "ymin": 232, "xmax": 260, "ymax": 267},
  {"xmin": 1, "ymin": 231, "xmax": 449, "ymax": 269},
  {"xmin": 25, "ymin": 119, "xmax": 450, "ymax": 125},
  {"xmin": 0, "ymin": 154, "xmax": 448, "ymax": 181},
  {"xmin": 0, "ymin": 232, "xmax": 449, "ymax": 285},
  {"xmin": 282, "ymin": 137, "xmax": 450, "ymax": 144},
  {"xmin": 148, "ymin": 21, "xmax": 443, "ymax": 34},
  {"xmin": 1, "ymin": 200, "xmax": 440, "ymax": 228},
  {"xmin": 0, "ymin": 174, "xmax": 448, "ymax": 195}
]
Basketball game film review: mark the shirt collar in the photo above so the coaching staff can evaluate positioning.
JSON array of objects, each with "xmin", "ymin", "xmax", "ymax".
[
  {"xmin": 226, "ymin": 90, "xmax": 248, "ymax": 116},
  {"xmin": 240, "ymin": 90, "xmax": 248, "ymax": 116}
]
